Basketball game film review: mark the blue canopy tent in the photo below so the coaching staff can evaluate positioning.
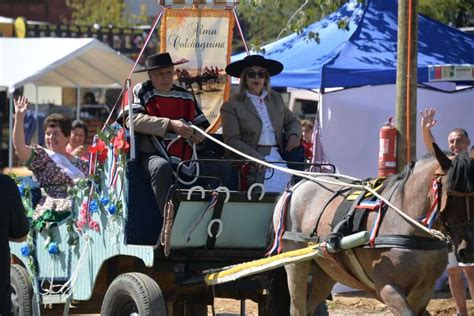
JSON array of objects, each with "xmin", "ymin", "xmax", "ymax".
[
  {"xmin": 233, "ymin": 0, "xmax": 474, "ymax": 89},
  {"xmin": 231, "ymin": 0, "xmax": 474, "ymax": 179}
]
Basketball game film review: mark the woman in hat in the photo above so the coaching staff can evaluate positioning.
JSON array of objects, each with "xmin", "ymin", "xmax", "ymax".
[{"xmin": 221, "ymin": 55, "xmax": 301, "ymax": 192}]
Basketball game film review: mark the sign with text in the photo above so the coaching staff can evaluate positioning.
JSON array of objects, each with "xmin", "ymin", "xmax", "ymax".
[
  {"xmin": 160, "ymin": 9, "xmax": 234, "ymax": 131},
  {"xmin": 429, "ymin": 65, "xmax": 474, "ymax": 82}
]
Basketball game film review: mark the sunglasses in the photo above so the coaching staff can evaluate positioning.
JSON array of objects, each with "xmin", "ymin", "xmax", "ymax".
[{"xmin": 246, "ymin": 70, "xmax": 266, "ymax": 79}]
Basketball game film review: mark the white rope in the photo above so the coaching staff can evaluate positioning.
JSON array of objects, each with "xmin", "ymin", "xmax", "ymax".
[
  {"xmin": 40, "ymin": 256, "xmax": 62, "ymax": 296},
  {"xmin": 58, "ymin": 235, "xmax": 92, "ymax": 297},
  {"xmin": 167, "ymin": 136, "xmax": 200, "ymax": 185},
  {"xmin": 190, "ymin": 126, "xmax": 447, "ymax": 240}
]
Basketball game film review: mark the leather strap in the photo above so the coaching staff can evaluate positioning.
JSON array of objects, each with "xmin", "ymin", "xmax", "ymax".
[{"xmin": 205, "ymin": 195, "xmax": 226, "ymax": 249}]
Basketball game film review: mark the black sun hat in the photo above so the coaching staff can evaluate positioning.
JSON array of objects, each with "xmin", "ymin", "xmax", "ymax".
[
  {"xmin": 134, "ymin": 52, "xmax": 188, "ymax": 73},
  {"xmin": 225, "ymin": 55, "xmax": 283, "ymax": 78}
]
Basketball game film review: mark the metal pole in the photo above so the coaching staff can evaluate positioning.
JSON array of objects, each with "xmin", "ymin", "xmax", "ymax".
[
  {"xmin": 76, "ymin": 86, "xmax": 81, "ymax": 120},
  {"xmin": 8, "ymin": 90, "xmax": 13, "ymax": 170},
  {"xmin": 126, "ymin": 80, "xmax": 136, "ymax": 160}
]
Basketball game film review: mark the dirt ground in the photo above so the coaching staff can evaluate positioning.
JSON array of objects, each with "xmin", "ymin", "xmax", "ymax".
[{"xmin": 211, "ymin": 292, "xmax": 473, "ymax": 315}]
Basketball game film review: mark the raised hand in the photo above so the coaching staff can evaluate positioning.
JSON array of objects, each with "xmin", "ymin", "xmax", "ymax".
[
  {"xmin": 14, "ymin": 96, "xmax": 29, "ymax": 117},
  {"xmin": 420, "ymin": 108, "xmax": 437, "ymax": 130}
]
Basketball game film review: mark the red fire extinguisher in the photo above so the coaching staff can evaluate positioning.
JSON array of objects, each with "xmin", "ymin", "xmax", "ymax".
[{"xmin": 378, "ymin": 117, "xmax": 397, "ymax": 177}]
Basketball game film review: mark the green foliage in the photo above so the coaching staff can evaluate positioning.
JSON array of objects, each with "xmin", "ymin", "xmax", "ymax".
[
  {"xmin": 234, "ymin": 0, "xmax": 472, "ymax": 53},
  {"xmin": 419, "ymin": 0, "xmax": 474, "ymax": 28},
  {"xmin": 66, "ymin": 0, "xmax": 128, "ymax": 27},
  {"xmin": 234, "ymin": 0, "xmax": 347, "ymax": 52}
]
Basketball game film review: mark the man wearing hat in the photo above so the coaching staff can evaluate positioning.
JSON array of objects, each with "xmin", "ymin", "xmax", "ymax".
[
  {"xmin": 221, "ymin": 55, "xmax": 302, "ymax": 192},
  {"xmin": 120, "ymin": 52, "xmax": 228, "ymax": 215}
]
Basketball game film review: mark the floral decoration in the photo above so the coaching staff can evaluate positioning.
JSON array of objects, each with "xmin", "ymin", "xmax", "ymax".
[
  {"xmin": 20, "ymin": 244, "xmax": 31, "ymax": 257},
  {"xmin": 47, "ymin": 242, "xmax": 59, "ymax": 255},
  {"xmin": 88, "ymin": 139, "xmax": 108, "ymax": 165}
]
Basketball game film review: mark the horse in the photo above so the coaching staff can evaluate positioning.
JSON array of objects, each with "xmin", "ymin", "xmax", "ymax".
[
  {"xmin": 174, "ymin": 68, "xmax": 203, "ymax": 93},
  {"xmin": 272, "ymin": 144, "xmax": 474, "ymax": 315}
]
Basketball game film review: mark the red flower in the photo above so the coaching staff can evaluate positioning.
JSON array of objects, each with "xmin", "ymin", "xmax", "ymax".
[
  {"xmin": 89, "ymin": 220, "xmax": 100, "ymax": 232},
  {"xmin": 89, "ymin": 139, "xmax": 108, "ymax": 165},
  {"xmin": 97, "ymin": 147, "xmax": 108, "ymax": 165},
  {"xmin": 112, "ymin": 128, "xmax": 130, "ymax": 154},
  {"xmin": 88, "ymin": 139, "xmax": 107, "ymax": 154}
]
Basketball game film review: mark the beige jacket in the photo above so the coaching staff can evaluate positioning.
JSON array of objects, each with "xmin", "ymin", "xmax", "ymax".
[{"xmin": 220, "ymin": 90, "xmax": 301, "ymax": 160}]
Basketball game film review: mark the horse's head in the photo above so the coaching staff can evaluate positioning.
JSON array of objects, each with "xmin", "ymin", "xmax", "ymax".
[{"xmin": 433, "ymin": 143, "xmax": 474, "ymax": 263}]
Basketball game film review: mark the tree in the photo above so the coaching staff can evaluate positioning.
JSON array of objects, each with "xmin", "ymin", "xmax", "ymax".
[
  {"xmin": 66, "ymin": 0, "xmax": 139, "ymax": 27},
  {"xmin": 419, "ymin": 0, "xmax": 474, "ymax": 27},
  {"xmin": 234, "ymin": 0, "xmax": 347, "ymax": 52},
  {"xmin": 234, "ymin": 0, "xmax": 473, "ymax": 53}
]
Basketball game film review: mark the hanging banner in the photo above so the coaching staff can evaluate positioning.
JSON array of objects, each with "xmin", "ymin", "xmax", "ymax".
[{"xmin": 160, "ymin": 9, "xmax": 234, "ymax": 131}]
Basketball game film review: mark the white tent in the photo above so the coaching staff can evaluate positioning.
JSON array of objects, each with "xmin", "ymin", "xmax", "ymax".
[
  {"xmin": 320, "ymin": 84, "xmax": 474, "ymax": 178},
  {"xmin": 0, "ymin": 37, "xmax": 147, "ymax": 90},
  {"xmin": 0, "ymin": 37, "xmax": 147, "ymax": 168}
]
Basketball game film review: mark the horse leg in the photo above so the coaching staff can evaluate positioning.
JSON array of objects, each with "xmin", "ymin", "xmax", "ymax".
[
  {"xmin": 378, "ymin": 283, "xmax": 414, "ymax": 316},
  {"xmin": 307, "ymin": 261, "xmax": 335, "ymax": 315},
  {"xmin": 284, "ymin": 255, "xmax": 311, "ymax": 316}
]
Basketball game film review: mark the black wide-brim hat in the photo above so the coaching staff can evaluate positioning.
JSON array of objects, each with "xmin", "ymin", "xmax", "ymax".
[
  {"xmin": 134, "ymin": 52, "xmax": 188, "ymax": 73},
  {"xmin": 225, "ymin": 55, "xmax": 283, "ymax": 78}
]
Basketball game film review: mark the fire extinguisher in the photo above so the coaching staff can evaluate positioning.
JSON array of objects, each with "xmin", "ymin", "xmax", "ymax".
[{"xmin": 378, "ymin": 117, "xmax": 397, "ymax": 177}]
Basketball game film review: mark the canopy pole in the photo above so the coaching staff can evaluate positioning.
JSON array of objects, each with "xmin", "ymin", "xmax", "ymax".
[
  {"xmin": 34, "ymin": 85, "xmax": 39, "ymax": 119},
  {"xmin": 76, "ymin": 86, "xmax": 81, "ymax": 120},
  {"xmin": 8, "ymin": 90, "xmax": 13, "ymax": 170},
  {"xmin": 405, "ymin": 0, "xmax": 413, "ymax": 163},
  {"xmin": 232, "ymin": 8, "xmax": 250, "ymax": 55},
  {"xmin": 35, "ymin": 86, "xmax": 39, "ymax": 145}
]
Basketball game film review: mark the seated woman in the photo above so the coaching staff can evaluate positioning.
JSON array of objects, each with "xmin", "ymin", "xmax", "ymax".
[
  {"xmin": 66, "ymin": 119, "xmax": 89, "ymax": 160},
  {"xmin": 13, "ymin": 96, "xmax": 88, "ymax": 228},
  {"xmin": 220, "ymin": 55, "xmax": 301, "ymax": 192}
]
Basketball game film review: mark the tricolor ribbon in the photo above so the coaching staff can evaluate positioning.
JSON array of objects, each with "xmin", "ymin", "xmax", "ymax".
[
  {"xmin": 266, "ymin": 190, "xmax": 292, "ymax": 256},
  {"xmin": 418, "ymin": 179, "xmax": 440, "ymax": 229}
]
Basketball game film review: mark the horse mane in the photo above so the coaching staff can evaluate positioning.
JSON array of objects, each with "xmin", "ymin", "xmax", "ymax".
[
  {"xmin": 384, "ymin": 154, "xmax": 437, "ymax": 198},
  {"xmin": 385, "ymin": 160, "xmax": 416, "ymax": 196},
  {"xmin": 447, "ymin": 152, "xmax": 474, "ymax": 192}
]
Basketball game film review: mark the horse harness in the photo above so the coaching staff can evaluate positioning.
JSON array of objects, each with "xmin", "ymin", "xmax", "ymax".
[{"xmin": 283, "ymin": 177, "xmax": 447, "ymax": 251}]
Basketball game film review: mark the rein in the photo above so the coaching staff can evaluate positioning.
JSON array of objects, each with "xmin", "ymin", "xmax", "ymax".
[{"xmin": 191, "ymin": 125, "xmax": 448, "ymax": 241}]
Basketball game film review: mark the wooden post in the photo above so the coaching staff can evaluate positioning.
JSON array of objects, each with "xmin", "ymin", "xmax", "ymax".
[{"xmin": 395, "ymin": 0, "xmax": 418, "ymax": 172}]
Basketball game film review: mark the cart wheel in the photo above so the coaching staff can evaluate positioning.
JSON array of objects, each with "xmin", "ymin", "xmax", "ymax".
[
  {"xmin": 258, "ymin": 268, "xmax": 290, "ymax": 316},
  {"xmin": 101, "ymin": 272, "xmax": 166, "ymax": 316},
  {"xmin": 10, "ymin": 264, "xmax": 33, "ymax": 316}
]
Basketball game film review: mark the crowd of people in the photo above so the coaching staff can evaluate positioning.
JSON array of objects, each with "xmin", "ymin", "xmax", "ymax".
[{"xmin": 3, "ymin": 51, "xmax": 472, "ymax": 314}]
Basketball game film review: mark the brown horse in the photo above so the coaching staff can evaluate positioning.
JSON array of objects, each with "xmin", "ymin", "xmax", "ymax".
[{"xmin": 274, "ymin": 144, "xmax": 474, "ymax": 315}]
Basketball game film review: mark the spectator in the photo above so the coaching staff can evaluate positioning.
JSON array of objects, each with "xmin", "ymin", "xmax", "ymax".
[
  {"xmin": 83, "ymin": 91, "xmax": 97, "ymax": 105},
  {"xmin": 421, "ymin": 107, "xmax": 474, "ymax": 316},
  {"xmin": 119, "ymin": 52, "xmax": 230, "ymax": 215},
  {"xmin": 221, "ymin": 55, "xmax": 301, "ymax": 192},
  {"xmin": 0, "ymin": 174, "xmax": 29, "ymax": 316},
  {"xmin": 13, "ymin": 96, "xmax": 88, "ymax": 228},
  {"xmin": 300, "ymin": 119, "xmax": 314, "ymax": 161},
  {"xmin": 66, "ymin": 120, "xmax": 89, "ymax": 160}
]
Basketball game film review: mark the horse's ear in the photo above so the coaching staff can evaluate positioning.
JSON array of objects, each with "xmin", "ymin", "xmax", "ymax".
[{"xmin": 433, "ymin": 142, "xmax": 452, "ymax": 171}]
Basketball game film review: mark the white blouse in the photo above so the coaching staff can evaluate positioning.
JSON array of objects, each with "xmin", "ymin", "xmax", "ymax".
[{"xmin": 246, "ymin": 90, "xmax": 277, "ymax": 146}]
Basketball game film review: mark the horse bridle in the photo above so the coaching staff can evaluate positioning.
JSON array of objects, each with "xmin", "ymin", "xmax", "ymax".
[{"xmin": 433, "ymin": 171, "xmax": 474, "ymax": 230}]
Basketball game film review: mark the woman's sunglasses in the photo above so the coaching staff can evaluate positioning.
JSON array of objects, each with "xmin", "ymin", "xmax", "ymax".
[{"xmin": 246, "ymin": 70, "xmax": 266, "ymax": 79}]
